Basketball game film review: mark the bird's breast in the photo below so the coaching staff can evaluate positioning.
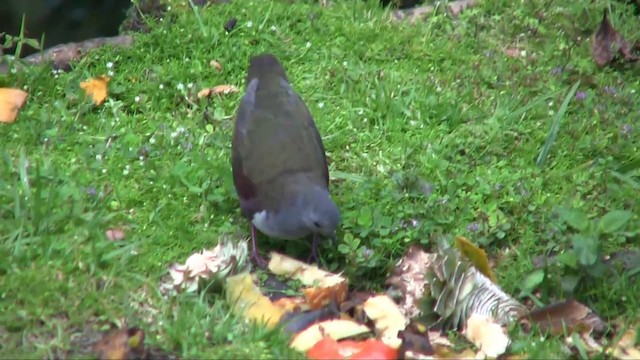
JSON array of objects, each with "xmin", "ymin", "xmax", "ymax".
[{"xmin": 251, "ymin": 210, "xmax": 310, "ymax": 240}]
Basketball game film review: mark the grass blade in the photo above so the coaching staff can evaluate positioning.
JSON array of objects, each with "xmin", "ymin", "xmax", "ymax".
[{"xmin": 536, "ymin": 81, "xmax": 581, "ymax": 168}]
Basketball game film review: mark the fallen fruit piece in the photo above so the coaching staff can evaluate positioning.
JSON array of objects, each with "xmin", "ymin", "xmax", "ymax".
[
  {"xmin": 307, "ymin": 338, "xmax": 398, "ymax": 360},
  {"xmin": 225, "ymin": 273, "xmax": 286, "ymax": 329},
  {"xmin": 463, "ymin": 313, "xmax": 510, "ymax": 358},
  {"xmin": 0, "ymin": 88, "xmax": 28, "ymax": 123},
  {"xmin": 92, "ymin": 327, "xmax": 145, "ymax": 360},
  {"xmin": 290, "ymin": 319, "xmax": 370, "ymax": 352},
  {"xmin": 197, "ymin": 84, "xmax": 239, "ymax": 98},
  {"xmin": 80, "ymin": 75, "xmax": 110, "ymax": 105},
  {"xmin": 269, "ymin": 252, "xmax": 348, "ymax": 309},
  {"xmin": 363, "ymin": 295, "xmax": 408, "ymax": 349}
]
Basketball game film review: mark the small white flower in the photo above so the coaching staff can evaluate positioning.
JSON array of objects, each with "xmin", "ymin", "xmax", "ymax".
[
  {"xmin": 167, "ymin": 5, "xmax": 171, "ymax": 10},
  {"xmin": 318, "ymin": 102, "xmax": 324, "ymax": 108},
  {"xmin": 270, "ymin": 25, "xmax": 277, "ymax": 31},
  {"xmin": 187, "ymin": 83, "xmax": 194, "ymax": 89},
  {"xmin": 108, "ymin": 70, "xmax": 114, "ymax": 77},
  {"xmin": 96, "ymin": 154, "xmax": 102, "ymax": 161},
  {"xmin": 343, "ymin": 61, "xmax": 347, "ymax": 66},
  {"xmin": 139, "ymin": 156, "xmax": 145, "ymax": 161},
  {"xmin": 123, "ymin": 168, "xmax": 130, "ymax": 175},
  {"xmin": 102, "ymin": 168, "xmax": 107, "ymax": 174},
  {"xmin": 306, "ymin": 41, "xmax": 312, "ymax": 48},
  {"xmin": 106, "ymin": 62, "xmax": 114, "ymax": 69},
  {"xmin": 358, "ymin": 109, "xmax": 364, "ymax": 115},
  {"xmin": 177, "ymin": 83, "xmax": 185, "ymax": 91},
  {"xmin": 149, "ymin": 137, "xmax": 156, "ymax": 144},
  {"xmin": 134, "ymin": 96, "xmax": 141, "ymax": 103},
  {"xmin": 159, "ymin": 84, "xmax": 164, "ymax": 90},
  {"xmin": 247, "ymin": 21, "xmax": 253, "ymax": 28},
  {"xmin": 10, "ymin": 67, "xmax": 17, "ymax": 74}
]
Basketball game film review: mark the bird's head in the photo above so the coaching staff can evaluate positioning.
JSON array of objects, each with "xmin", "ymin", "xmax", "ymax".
[{"xmin": 298, "ymin": 185, "xmax": 341, "ymax": 239}]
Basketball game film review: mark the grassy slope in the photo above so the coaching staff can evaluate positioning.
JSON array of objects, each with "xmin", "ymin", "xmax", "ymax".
[{"xmin": 1, "ymin": 0, "xmax": 639, "ymax": 357}]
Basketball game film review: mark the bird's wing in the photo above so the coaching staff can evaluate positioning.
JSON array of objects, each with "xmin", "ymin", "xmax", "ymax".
[{"xmin": 235, "ymin": 76, "xmax": 330, "ymax": 199}]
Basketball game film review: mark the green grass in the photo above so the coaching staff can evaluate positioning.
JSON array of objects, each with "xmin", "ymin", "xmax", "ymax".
[{"xmin": 1, "ymin": 0, "xmax": 639, "ymax": 357}]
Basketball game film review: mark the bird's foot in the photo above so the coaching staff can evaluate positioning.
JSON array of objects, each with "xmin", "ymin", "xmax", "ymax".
[
  {"xmin": 250, "ymin": 224, "xmax": 269, "ymax": 269},
  {"xmin": 251, "ymin": 250, "xmax": 269, "ymax": 269},
  {"xmin": 307, "ymin": 233, "xmax": 320, "ymax": 264}
]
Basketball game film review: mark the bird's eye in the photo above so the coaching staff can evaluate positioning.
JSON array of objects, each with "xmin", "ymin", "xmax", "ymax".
[{"xmin": 313, "ymin": 221, "xmax": 321, "ymax": 228}]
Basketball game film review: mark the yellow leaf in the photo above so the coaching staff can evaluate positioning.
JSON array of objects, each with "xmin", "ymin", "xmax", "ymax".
[
  {"xmin": 80, "ymin": 75, "xmax": 110, "ymax": 105},
  {"xmin": 363, "ymin": 295, "xmax": 408, "ymax": 349},
  {"xmin": 290, "ymin": 319, "xmax": 371, "ymax": 352},
  {"xmin": 455, "ymin": 236, "xmax": 497, "ymax": 283},
  {"xmin": 0, "ymin": 88, "xmax": 28, "ymax": 123},
  {"xmin": 225, "ymin": 273, "xmax": 285, "ymax": 329},
  {"xmin": 210, "ymin": 59, "xmax": 223, "ymax": 72}
]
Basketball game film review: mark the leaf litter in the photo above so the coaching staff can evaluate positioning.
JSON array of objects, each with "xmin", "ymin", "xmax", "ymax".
[{"xmin": 89, "ymin": 231, "xmax": 640, "ymax": 359}]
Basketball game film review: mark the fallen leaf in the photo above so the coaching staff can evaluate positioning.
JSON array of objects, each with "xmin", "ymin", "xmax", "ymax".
[
  {"xmin": 386, "ymin": 245, "xmax": 436, "ymax": 318},
  {"xmin": 0, "ymin": 88, "xmax": 28, "ymax": 123},
  {"xmin": 160, "ymin": 237, "xmax": 250, "ymax": 295},
  {"xmin": 463, "ymin": 314, "xmax": 511, "ymax": 358},
  {"xmin": 105, "ymin": 228, "xmax": 125, "ymax": 242},
  {"xmin": 591, "ymin": 8, "xmax": 639, "ymax": 67},
  {"xmin": 210, "ymin": 59, "xmax": 223, "ymax": 72},
  {"xmin": 609, "ymin": 324, "xmax": 640, "ymax": 359},
  {"xmin": 290, "ymin": 319, "xmax": 371, "ymax": 352},
  {"xmin": 504, "ymin": 47, "xmax": 522, "ymax": 58},
  {"xmin": 363, "ymin": 295, "xmax": 408, "ymax": 349},
  {"xmin": 225, "ymin": 273, "xmax": 286, "ymax": 329},
  {"xmin": 197, "ymin": 84, "xmax": 239, "ymax": 98},
  {"xmin": 92, "ymin": 327, "xmax": 145, "ymax": 360},
  {"xmin": 269, "ymin": 252, "xmax": 348, "ymax": 309},
  {"xmin": 80, "ymin": 75, "xmax": 110, "ymax": 105},
  {"xmin": 455, "ymin": 236, "xmax": 497, "ymax": 283},
  {"xmin": 524, "ymin": 298, "xmax": 608, "ymax": 336}
]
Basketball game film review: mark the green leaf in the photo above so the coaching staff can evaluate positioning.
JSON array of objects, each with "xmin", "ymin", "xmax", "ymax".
[
  {"xmin": 571, "ymin": 234, "xmax": 599, "ymax": 266},
  {"xmin": 599, "ymin": 210, "xmax": 632, "ymax": 234},
  {"xmin": 557, "ymin": 208, "xmax": 589, "ymax": 231},
  {"xmin": 520, "ymin": 269, "xmax": 545, "ymax": 293}
]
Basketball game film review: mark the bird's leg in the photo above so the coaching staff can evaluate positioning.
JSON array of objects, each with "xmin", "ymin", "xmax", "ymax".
[
  {"xmin": 307, "ymin": 233, "xmax": 320, "ymax": 264},
  {"xmin": 250, "ymin": 224, "xmax": 268, "ymax": 268}
]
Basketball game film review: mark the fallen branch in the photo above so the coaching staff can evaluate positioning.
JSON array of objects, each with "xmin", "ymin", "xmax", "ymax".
[
  {"xmin": 0, "ymin": 35, "xmax": 135, "ymax": 74},
  {"xmin": 391, "ymin": 0, "xmax": 478, "ymax": 24}
]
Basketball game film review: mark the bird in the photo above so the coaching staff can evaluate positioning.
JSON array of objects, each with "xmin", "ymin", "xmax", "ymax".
[{"xmin": 231, "ymin": 53, "xmax": 341, "ymax": 267}]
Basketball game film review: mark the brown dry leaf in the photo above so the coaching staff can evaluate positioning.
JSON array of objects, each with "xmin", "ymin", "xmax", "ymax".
[
  {"xmin": 464, "ymin": 313, "xmax": 510, "ymax": 358},
  {"xmin": 363, "ymin": 295, "xmax": 408, "ymax": 349},
  {"xmin": 92, "ymin": 327, "xmax": 145, "ymax": 360},
  {"xmin": 504, "ymin": 47, "xmax": 522, "ymax": 58},
  {"xmin": 197, "ymin": 84, "xmax": 239, "ymax": 98},
  {"xmin": 269, "ymin": 252, "xmax": 348, "ymax": 309},
  {"xmin": 290, "ymin": 319, "xmax": 371, "ymax": 352},
  {"xmin": 210, "ymin": 59, "xmax": 223, "ymax": 72},
  {"xmin": 225, "ymin": 273, "xmax": 286, "ymax": 329},
  {"xmin": 524, "ymin": 298, "xmax": 607, "ymax": 336},
  {"xmin": 386, "ymin": 245, "xmax": 436, "ymax": 318},
  {"xmin": 0, "ymin": 88, "xmax": 28, "ymax": 123},
  {"xmin": 592, "ymin": 8, "xmax": 639, "ymax": 67},
  {"xmin": 105, "ymin": 228, "xmax": 126, "ymax": 242},
  {"xmin": 609, "ymin": 324, "xmax": 640, "ymax": 359},
  {"xmin": 80, "ymin": 75, "xmax": 110, "ymax": 105}
]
